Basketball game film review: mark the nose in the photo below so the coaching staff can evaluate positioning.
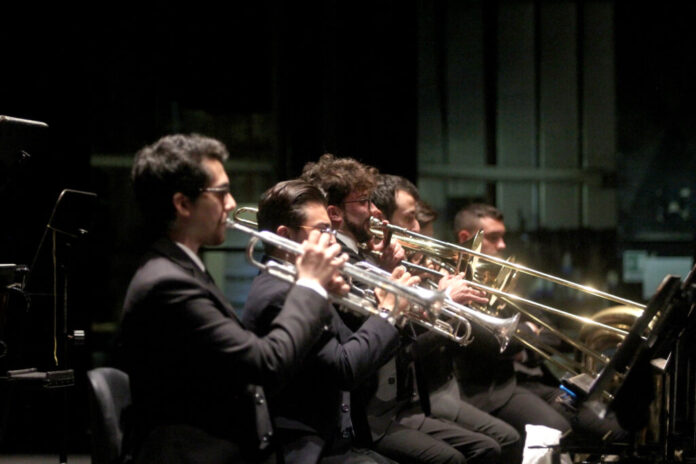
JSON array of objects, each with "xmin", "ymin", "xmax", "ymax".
[
  {"xmin": 411, "ymin": 219, "xmax": 420, "ymax": 233},
  {"xmin": 497, "ymin": 237, "xmax": 506, "ymax": 252},
  {"xmin": 369, "ymin": 201, "xmax": 382, "ymax": 219},
  {"xmin": 225, "ymin": 193, "xmax": 237, "ymax": 212}
]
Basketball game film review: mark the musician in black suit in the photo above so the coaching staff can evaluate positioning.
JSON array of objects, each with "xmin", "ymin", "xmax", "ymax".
[
  {"xmin": 118, "ymin": 134, "xmax": 347, "ymax": 463},
  {"xmin": 454, "ymin": 203, "xmax": 629, "ymax": 447},
  {"xmin": 303, "ymin": 158, "xmax": 500, "ymax": 464},
  {"xmin": 452, "ymin": 204, "xmax": 571, "ymax": 440},
  {"xmin": 372, "ymin": 177, "xmax": 523, "ymax": 463},
  {"xmin": 243, "ymin": 179, "xmax": 420, "ymax": 464},
  {"xmin": 301, "ymin": 154, "xmax": 405, "ymax": 270}
]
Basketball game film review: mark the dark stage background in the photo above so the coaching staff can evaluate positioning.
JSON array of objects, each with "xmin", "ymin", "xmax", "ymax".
[{"xmin": 1, "ymin": 0, "xmax": 695, "ymax": 455}]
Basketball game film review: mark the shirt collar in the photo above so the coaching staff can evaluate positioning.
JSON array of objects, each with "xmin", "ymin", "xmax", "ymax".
[{"xmin": 175, "ymin": 242, "xmax": 206, "ymax": 272}]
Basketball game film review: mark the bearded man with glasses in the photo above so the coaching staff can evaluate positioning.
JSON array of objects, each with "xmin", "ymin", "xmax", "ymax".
[
  {"xmin": 243, "ymin": 179, "xmax": 418, "ymax": 464},
  {"xmin": 300, "ymin": 154, "xmax": 405, "ymax": 271}
]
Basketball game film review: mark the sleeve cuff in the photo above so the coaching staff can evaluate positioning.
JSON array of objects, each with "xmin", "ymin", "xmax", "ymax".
[{"xmin": 296, "ymin": 278, "xmax": 328, "ymax": 300}]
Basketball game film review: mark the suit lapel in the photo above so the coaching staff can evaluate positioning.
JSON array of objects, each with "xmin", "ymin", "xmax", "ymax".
[
  {"xmin": 337, "ymin": 237, "xmax": 364, "ymax": 264},
  {"xmin": 152, "ymin": 238, "xmax": 242, "ymax": 323}
]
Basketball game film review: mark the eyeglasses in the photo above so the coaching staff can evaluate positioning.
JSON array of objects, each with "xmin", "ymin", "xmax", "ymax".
[
  {"xmin": 200, "ymin": 185, "xmax": 231, "ymax": 197},
  {"xmin": 343, "ymin": 196, "xmax": 371, "ymax": 207},
  {"xmin": 297, "ymin": 225, "xmax": 337, "ymax": 236}
]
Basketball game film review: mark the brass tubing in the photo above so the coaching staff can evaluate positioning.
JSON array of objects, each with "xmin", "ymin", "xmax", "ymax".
[
  {"xmin": 371, "ymin": 218, "xmax": 646, "ymax": 310},
  {"xmin": 504, "ymin": 299, "xmax": 611, "ymax": 366}
]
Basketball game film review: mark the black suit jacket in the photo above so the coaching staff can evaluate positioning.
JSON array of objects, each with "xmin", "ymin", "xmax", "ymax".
[
  {"xmin": 452, "ymin": 322, "xmax": 524, "ymax": 412},
  {"xmin": 242, "ymin": 267, "xmax": 400, "ymax": 463},
  {"xmin": 334, "ymin": 237, "xmax": 440, "ymax": 441},
  {"xmin": 118, "ymin": 239, "xmax": 332, "ymax": 463}
]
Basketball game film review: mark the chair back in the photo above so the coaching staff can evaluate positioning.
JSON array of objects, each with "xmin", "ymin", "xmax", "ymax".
[{"xmin": 86, "ymin": 367, "xmax": 131, "ymax": 464}]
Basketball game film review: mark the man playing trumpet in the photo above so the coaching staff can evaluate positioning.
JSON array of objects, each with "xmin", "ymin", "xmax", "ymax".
[
  {"xmin": 243, "ymin": 179, "xmax": 422, "ymax": 464},
  {"xmin": 118, "ymin": 134, "xmax": 348, "ymax": 463}
]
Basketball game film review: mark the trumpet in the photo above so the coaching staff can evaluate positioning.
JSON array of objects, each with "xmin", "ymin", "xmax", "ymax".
[
  {"xmin": 352, "ymin": 261, "xmax": 520, "ymax": 352},
  {"xmin": 225, "ymin": 217, "xmax": 461, "ymax": 341},
  {"xmin": 368, "ymin": 217, "xmax": 647, "ymax": 377},
  {"xmin": 227, "ymin": 209, "xmax": 521, "ymax": 350}
]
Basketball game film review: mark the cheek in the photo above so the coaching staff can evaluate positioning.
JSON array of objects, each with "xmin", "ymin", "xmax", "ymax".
[{"xmin": 345, "ymin": 205, "xmax": 359, "ymax": 220}]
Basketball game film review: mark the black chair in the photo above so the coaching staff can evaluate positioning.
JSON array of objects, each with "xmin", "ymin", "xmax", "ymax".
[{"xmin": 86, "ymin": 367, "xmax": 131, "ymax": 464}]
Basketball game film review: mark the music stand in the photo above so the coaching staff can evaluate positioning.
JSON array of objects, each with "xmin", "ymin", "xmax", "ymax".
[
  {"xmin": 2, "ymin": 188, "xmax": 97, "ymax": 464},
  {"xmin": 560, "ymin": 264, "xmax": 696, "ymax": 461}
]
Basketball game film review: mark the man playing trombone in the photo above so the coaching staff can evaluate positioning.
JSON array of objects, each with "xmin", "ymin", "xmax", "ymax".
[
  {"xmin": 118, "ymin": 134, "xmax": 349, "ymax": 463},
  {"xmin": 455, "ymin": 204, "xmax": 628, "ymax": 444},
  {"xmin": 372, "ymin": 176, "xmax": 521, "ymax": 463},
  {"xmin": 303, "ymin": 157, "xmax": 501, "ymax": 464},
  {"xmin": 301, "ymin": 154, "xmax": 406, "ymax": 271}
]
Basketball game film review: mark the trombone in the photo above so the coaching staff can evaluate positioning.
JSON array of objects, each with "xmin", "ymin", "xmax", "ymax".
[
  {"xmin": 368, "ymin": 217, "xmax": 647, "ymax": 378},
  {"xmin": 227, "ymin": 208, "xmax": 520, "ymax": 350}
]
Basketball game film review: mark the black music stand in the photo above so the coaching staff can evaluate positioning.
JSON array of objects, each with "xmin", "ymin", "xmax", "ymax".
[
  {"xmin": 560, "ymin": 264, "xmax": 696, "ymax": 462},
  {"xmin": 1, "ymin": 188, "xmax": 97, "ymax": 464}
]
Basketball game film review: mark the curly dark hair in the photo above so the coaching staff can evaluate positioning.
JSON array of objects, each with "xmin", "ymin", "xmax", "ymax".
[{"xmin": 300, "ymin": 153, "xmax": 378, "ymax": 206}]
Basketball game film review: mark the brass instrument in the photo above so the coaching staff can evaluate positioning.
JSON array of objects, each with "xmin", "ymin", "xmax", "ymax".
[
  {"xmin": 352, "ymin": 261, "xmax": 520, "ymax": 352},
  {"xmin": 369, "ymin": 219, "xmax": 485, "ymax": 275},
  {"xmin": 228, "ymin": 209, "xmax": 520, "ymax": 350},
  {"xmin": 367, "ymin": 217, "xmax": 647, "ymax": 379},
  {"xmin": 226, "ymin": 217, "xmax": 472, "ymax": 343},
  {"xmin": 231, "ymin": 206, "xmax": 261, "ymax": 228}
]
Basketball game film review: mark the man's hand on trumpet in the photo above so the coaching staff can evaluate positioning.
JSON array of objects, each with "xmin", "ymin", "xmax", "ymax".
[
  {"xmin": 374, "ymin": 265, "xmax": 421, "ymax": 319},
  {"xmin": 296, "ymin": 229, "xmax": 350, "ymax": 294},
  {"xmin": 369, "ymin": 219, "xmax": 406, "ymax": 272},
  {"xmin": 438, "ymin": 272, "xmax": 489, "ymax": 306}
]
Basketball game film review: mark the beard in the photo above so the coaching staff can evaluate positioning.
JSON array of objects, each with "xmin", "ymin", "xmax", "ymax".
[{"xmin": 344, "ymin": 215, "xmax": 371, "ymax": 243}]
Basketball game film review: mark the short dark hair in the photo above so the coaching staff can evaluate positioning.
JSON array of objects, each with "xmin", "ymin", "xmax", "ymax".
[
  {"xmin": 416, "ymin": 200, "xmax": 438, "ymax": 228},
  {"xmin": 131, "ymin": 134, "xmax": 229, "ymax": 234},
  {"xmin": 300, "ymin": 153, "xmax": 378, "ymax": 206},
  {"xmin": 453, "ymin": 203, "xmax": 504, "ymax": 238},
  {"xmin": 372, "ymin": 174, "xmax": 420, "ymax": 221},
  {"xmin": 257, "ymin": 179, "xmax": 327, "ymax": 233}
]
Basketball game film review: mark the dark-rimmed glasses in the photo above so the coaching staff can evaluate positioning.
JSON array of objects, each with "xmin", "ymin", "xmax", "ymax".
[
  {"xmin": 297, "ymin": 225, "xmax": 337, "ymax": 236},
  {"xmin": 200, "ymin": 185, "xmax": 231, "ymax": 197},
  {"xmin": 343, "ymin": 197, "xmax": 371, "ymax": 207}
]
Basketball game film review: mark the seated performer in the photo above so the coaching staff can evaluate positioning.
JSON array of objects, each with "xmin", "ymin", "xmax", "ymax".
[
  {"xmin": 372, "ymin": 175, "xmax": 521, "ymax": 463},
  {"xmin": 450, "ymin": 202, "xmax": 627, "ymax": 456},
  {"xmin": 303, "ymin": 158, "xmax": 501, "ymax": 464},
  {"xmin": 451, "ymin": 204, "xmax": 571, "ymax": 441},
  {"xmin": 118, "ymin": 134, "xmax": 347, "ymax": 463},
  {"xmin": 455, "ymin": 204, "xmax": 628, "ymax": 443},
  {"xmin": 300, "ymin": 154, "xmax": 405, "ymax": 270},
  {"xmin": 243, "ymin": 179, "xmax": 418, "ymax": 464}
]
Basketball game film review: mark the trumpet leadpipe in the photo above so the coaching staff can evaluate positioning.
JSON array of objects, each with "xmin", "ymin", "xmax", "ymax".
[{"xmin": 227, "ymin": 218, "xmax": 445, "ymax": 321}]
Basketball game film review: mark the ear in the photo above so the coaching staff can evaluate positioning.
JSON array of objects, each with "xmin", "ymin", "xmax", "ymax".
[
  {"xmin": 172, "ymin": 192, "xmax": 193, "ymax": 219},
  {"xmin": 457, "ymin": 229, "xmax": 472, "ymax": 244},
  {"xmin": 276, "ymin": 225, "xmax": 291, "ymax": 238},
  {"xmin": 326, "ymin": 205, "xmax": 343, "ymax": 229}
]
